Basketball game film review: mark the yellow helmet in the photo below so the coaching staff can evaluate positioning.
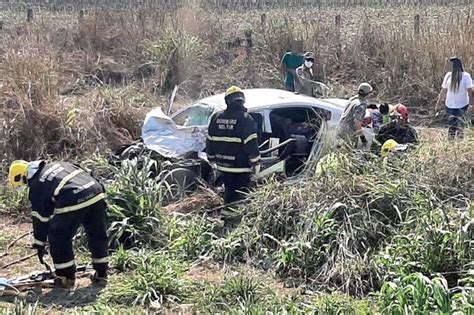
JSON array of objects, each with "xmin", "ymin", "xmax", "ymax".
[
  {"xmin": 8, "ymin": 160, "xmax": 29, "ymax": 188},
  {"xmin": 224, "ymin": 86, "xmax": 245, "ymax": 105},
  {"xmin": 225, "ymin": 86, "xmax": 243, "ymax": 97},
  {"xmin": 380, "ymin": 139, "xmax": 408, "ymax": 157}
]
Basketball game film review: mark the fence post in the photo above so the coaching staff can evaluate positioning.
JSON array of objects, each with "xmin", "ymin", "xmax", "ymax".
[
  {"xmin": 414, "ymin": 14, "xmax": 421, "ymax": 35},
  {"xmin": 335, "ymin": 14, "xmax": 342, "ymax": 29},
  {"xmin": 27, "ymin": 8, "xmax": 34, "ymax": 22}
]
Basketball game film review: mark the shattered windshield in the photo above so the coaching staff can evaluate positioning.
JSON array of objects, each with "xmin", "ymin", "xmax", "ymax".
[{"xmin": 172, "ymin": 103, "xmax": 215, "ymax": 127}]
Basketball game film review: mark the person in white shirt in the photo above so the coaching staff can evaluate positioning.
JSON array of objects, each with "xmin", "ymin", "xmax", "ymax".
[{"xmin": 435, "ymin": 57, "xmax": 473, "ymax": 140}]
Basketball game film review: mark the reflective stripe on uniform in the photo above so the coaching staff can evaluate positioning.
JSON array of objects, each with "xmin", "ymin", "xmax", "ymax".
[
  {"xmin": 216, "ymin": 165, "xmax": 252, "ymax": 173},
  {"xmin": 54, "ymin": 259, "xmax": 75, "ymax": 270},
  {"xmin": 92, "ymin": 257, "xmax": 109, "ymax": 264},
  {"xmin": 243, "ymin": 133, "xmax": 258, "ymax": 144},
  {"xmin": 249, "ymin": 155, "xmax": 261, "ymax": 164},
  {"xmin": 53, "ymin": 169, "xmax": 84, "ymax": 196},
  {"xmin": 31, "ymin": 211, "xmax": 54, "ymax": 223},
  {"xmin": 33, "ymin": 238, "xmax": 46, "ymax": 246},
  {"xmin": 54, "ymin": 193, "xmax": 105, "ymax": 215},
  {"xmin": 207, "ymin": 136, "xmax": 242, "ymax": 143}
]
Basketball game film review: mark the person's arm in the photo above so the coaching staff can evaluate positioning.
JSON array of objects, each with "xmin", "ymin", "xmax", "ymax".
[
  {"xmin": 353, "ymin": 104, "xmax": 366, "ymax": 136},
  {"xmin": 436, "ymin": 73, "xmax": 450, "ymax": 113},
  {"xmin": 241, "ymin": 117, "xmax": 260, "ymax": 170},
  {"xmin": 30, "ymin": 199, "xmax": 54, "ymax": 250},
  {"xmin": 280, "ymin": 53, "xmax": 296, "ymax": 77},
  {"xmin": 206, "ymin": 115, "xmax": 217, "ymax": 162},
  {"xmin": 435, "ymin": 88, "xmax": 447, "ymax": 112}
]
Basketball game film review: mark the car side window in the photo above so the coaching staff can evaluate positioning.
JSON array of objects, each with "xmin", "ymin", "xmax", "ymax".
[{"xmin": 172, "ymin": 104, "xmax": 215, "ymax": 127}]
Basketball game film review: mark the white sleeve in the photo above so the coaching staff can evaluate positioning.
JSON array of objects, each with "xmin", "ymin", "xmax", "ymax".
[
  {"xmin": 464, "ymin": 73, "xmax": 473, "ymax": 89},
  {"xmin": 441, "ymin": 73, "xmax": 450, "ymax": 89}
]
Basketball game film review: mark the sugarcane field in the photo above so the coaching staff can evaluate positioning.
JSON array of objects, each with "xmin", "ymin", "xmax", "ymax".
[{"xmin": 0, "ymin": 0, "xmax": 473, "ymax": 313}]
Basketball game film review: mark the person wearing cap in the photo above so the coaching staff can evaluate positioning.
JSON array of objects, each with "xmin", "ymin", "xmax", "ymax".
[
  {"xmin": 7, "ymin": 160, "xmax": 109, "ymax": 288},
  {"xmin": 294, "ymin": 52, "xmax": 317, "ymax": 96},
  {"xmin": 280, "ymin": 41, "xmax": 304, "ymax": 92},
  {"xmin": 206, "ymin": 86, "xmax": 261, "ymax": 203},
  {"xmin": 338, "ymin": 83, "xmax": 374, "ymax": 147},
  {"xmin": 435, "ymin": 57, "xmax": 473, "ymax": 140}
]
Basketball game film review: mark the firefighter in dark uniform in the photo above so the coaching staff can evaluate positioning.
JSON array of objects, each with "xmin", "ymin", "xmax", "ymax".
[
  {"xmin": 206, "ymin": 86, "xmax": 261, "ymax": 203},
  {"xmin": 8, "ymin": 160, "xmax": 109, "ymax": 287}
]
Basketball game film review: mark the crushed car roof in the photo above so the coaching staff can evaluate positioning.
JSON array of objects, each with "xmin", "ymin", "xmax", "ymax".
[{"xmin": 197, "ymin": 88, "xmax": 347, "ymax": 111}]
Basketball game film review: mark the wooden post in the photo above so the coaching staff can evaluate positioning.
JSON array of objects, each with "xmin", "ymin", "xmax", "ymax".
[
  {"xmin": 414, "ymin": 14, "xmax": 421, "ymax": 35},
  {"xmin": 260, "ymin": 13, "xmax": 266, "ymax": 27},
  {"xmin": 0, "ymin": 20, "xmax": 3, "ymax": 30},
  {"xmin": 335, "ymin": 14, "xmax": 342, "ymax": 29},
  {"xmin": 27, "ymin": 8, "xmax": 34, "ymax": 22},
  {"xmin": 79, "ymin": 9, "xmax": 84, "ymax": 20},
  {"xmin": 245, "ymin": 30, "xmax": 253, "ymax": 51}
]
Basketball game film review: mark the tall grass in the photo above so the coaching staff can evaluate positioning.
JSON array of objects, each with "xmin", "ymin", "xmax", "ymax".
[{"xmin": 211, "ymin": 139, "xmax": 473, "ymax": 295}]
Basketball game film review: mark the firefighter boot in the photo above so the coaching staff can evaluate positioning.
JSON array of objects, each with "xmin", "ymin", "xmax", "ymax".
[{"xmin": 54, "ymin": 276, "xmax": 76, "ymax": 288}]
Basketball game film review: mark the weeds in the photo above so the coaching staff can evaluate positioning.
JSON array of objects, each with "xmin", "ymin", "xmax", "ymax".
[
  {"xmin": 211, "ymin": 142, "xmax": 472, "ymax": 295},
  {"xmin": 378, "ymin": 273, "xmax": 474, "ymax": 314},
  {"xmin": 103, "ymin": 250, "xmax": 188, "ymax": 308},
  {"xmin": 143, "ymin": 30, "xmax": 202, "ymax": 92},
  {"xmin": 105, "ymin": 157, "xmax": 169, "ymax": 248}
]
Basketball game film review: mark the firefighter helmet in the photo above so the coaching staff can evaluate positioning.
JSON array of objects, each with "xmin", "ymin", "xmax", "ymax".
[
  {"xmin": 224, "ymin": 86, "xmax": 245, "ymax": 105},
  {"xmin": 8, "ymin": 160, "xmax": 29, "ymax": 188},
  {"xmin": 380, "ymin": 139, "xmax": 408, "ymax": 157}
]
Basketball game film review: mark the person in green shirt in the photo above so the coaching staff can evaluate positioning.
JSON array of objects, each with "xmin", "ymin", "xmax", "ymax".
[{"xmin": 280, "ymin": 41, "xmax": 304, "ymax": 92}]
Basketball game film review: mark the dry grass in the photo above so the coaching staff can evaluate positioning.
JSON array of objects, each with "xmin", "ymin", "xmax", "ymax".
[{"xmin": 0, "ymin": 4, "xmax": 472, "ymax": 160}]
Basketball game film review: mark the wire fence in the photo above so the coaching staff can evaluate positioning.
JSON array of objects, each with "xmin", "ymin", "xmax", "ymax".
[{"xmin": 0, "ymin": 0, "xmax": 472, "ymax": 12}]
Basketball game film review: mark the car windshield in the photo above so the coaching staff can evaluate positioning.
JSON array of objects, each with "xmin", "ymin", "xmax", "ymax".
[{"xmin": 172, "ymin": 103, "xmax": 215, "ymax": 127}]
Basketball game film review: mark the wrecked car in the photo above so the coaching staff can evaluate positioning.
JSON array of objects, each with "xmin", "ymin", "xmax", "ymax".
[{"xmin": 111, "ymin": 88, "xmax": 347, "ymax": 194}]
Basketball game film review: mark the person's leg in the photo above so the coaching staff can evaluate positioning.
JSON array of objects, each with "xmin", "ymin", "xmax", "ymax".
[
  {"xmin": 456, "ymin": 106, "xmax": 468, "ymax": 140},
  {"xmin": 82, "ymin": 200, "xmax": 109, "ymax": 279},
  {"xmin": 223, "ymin": 173, "xmax": 237, "ymax": 203},
  {"xmin": 234, "ymin": 173, "xmax": 251, "ymax": 201},
  {"xmin": 446, "ymin": 107, "xmax": 457, "ymax": 141},
  {"xmin": 49, "ymin": 210, "xmax": 86, "ymax": 284}
]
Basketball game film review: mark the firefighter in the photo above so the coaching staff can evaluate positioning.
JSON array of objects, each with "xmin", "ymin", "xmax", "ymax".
[
  {"xmin": 8, "ymin": 160, "xmax": 109, "ymax": 287},
  {"xmin": 206, "ymin": 86, "xmax": 261, "ymax": 203}
]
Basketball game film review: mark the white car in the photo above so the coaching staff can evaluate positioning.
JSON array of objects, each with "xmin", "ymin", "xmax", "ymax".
[{"xmin": 141, "ymin": 88, "xmax": 347, "ymax": 179}]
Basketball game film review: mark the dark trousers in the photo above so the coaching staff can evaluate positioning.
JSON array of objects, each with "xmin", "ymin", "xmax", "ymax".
[
  {"xmin": 223, "ymin": 172, "xmax": 251, "ymax": 203},
  {"xmin": 446, "ymin": 106, "xmax": 468, "ymax": 140},
  {"xmin": 49, "ymin": 200, "xmax": 109, "ymax": 279}
]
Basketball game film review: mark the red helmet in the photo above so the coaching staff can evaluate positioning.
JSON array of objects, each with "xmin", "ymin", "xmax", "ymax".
[{"xmin": 395, "ymin": 104, "xmax": 409, "ymax": 121}]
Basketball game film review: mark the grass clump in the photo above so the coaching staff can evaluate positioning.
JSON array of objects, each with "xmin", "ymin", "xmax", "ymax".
[
  {"xmin": 104, "ymin": 249, "xmax": 188, "ymax": 308},
  {"xmin": 376, "ymin": 203, "xmax": 471, "ymax": 286},
  {"xmin": 378, "ymin": 273, "xmax": 474, "ymax": 314},
  {"xmin": 106, "ymin": 157, "xmax": 169, "ymax": 248},
  {"xmin": 191, "ymin": 274, "xmax": 295, "ymax": 314},
  {"xmin": 143, "ymin": 30, "xmax": 202, "ymax": 92}
]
